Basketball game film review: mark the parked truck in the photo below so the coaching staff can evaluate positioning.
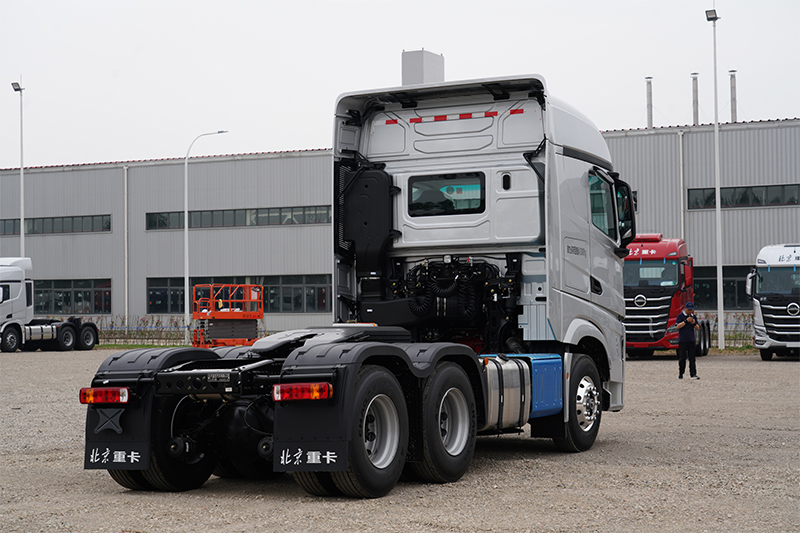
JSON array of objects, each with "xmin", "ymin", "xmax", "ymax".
[
  {"xmin": 80, "ymin": 75, "xmax": 635, "ymax": 498},
  {"xmin": 746, "ymin": 244, "xmax": 800, "ymax": 360},
  {"xmin": 623, "ymin": 234, "xmax": 710, "ymax": 358},
  {"xmin": 0, "ymin": 257, "xmax": 99, "ymax": 352}
]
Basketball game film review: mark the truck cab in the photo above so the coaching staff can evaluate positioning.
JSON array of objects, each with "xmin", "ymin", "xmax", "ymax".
[
  {"xmin": 0, "ymin": 258, "xmax": 34, "ymax": 351},
  {"xmin": 746, "ymin": 244, "xmax": 800, "ymax": 360},
  {"xmin": 334, "ymin": 76, "xmax": 635, "ymax": 387},
  {"xmin": 622, "ymin": 234, "xmax": 710, "ymax": 357}
]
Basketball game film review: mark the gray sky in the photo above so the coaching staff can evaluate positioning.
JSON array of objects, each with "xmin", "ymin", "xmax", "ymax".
[{"xmin": 1, "ymin": 0, "xmax": 798, "ymax": 169}]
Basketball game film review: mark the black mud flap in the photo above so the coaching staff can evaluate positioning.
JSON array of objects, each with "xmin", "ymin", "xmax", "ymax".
[
  {"xmin": 83, "ymin": 347, "xmax": 219, "ymax": 471},
  {"xmin": 84, "ymin": 392, "xmax": 154, "ymax": 470}
]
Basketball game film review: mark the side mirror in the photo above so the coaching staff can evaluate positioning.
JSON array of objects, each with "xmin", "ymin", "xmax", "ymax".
[
  {"xmin": 745, "ymin": 271, "xmax": 754, "ymax": 297},
  {"xmin": 615, "ymin": 181, "xmax": 636, "ymax": 248}
]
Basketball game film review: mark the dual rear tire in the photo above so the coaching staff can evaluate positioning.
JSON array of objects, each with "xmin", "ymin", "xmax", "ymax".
[{"xmin": 297, "ymin": 362, "xmax": 477, "ymax": 498}]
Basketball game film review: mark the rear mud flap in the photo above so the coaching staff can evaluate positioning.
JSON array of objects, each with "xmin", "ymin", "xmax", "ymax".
[{"xmin": 84, "ymin": 396, "xmax": 154, "ymax": 470}]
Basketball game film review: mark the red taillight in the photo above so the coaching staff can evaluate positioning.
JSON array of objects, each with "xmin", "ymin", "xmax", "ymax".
[
  {"xmin": 273, "ymin": 382, "xmax": 333, "ymax": 402},
  {"xmin": 80, "ymin": 387, "xmax": 130, "ymax": 404}
]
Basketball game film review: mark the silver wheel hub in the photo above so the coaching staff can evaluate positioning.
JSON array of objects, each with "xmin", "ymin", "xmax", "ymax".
[
  {"xmin": 438, "ymin": 387, "xmax": 469, "ymax": 456},
  {"xmin": 363, "ymin": 394, "xmax": 400, "ymax": 469},
  {"xmin": 575, "ymin": 376, "xmax": 600, "ymax": 432}
]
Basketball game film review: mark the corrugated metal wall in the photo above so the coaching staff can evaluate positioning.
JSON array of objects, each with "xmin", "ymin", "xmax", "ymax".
[
  {"xmin": 604, "ymin": 119, "xmax": 800, "ymax": 267},
  {"xmin": 1, "ymin": 150, "xmax": 333, "ymax": 330}
]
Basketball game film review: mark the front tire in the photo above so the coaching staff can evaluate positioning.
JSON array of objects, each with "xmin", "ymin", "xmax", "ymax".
[
  {"xmin": 411, "ymin": 362, "xmax": 476, "ymax": 483},
  {"xmin": 1, "ymin": 327, "xmax": 20, "ymax": 352},
  {"xmin": 554, "ymin": 355, "xmax": 602, "ymax": 452},
  {"xmin": 331, "ymin": 365, "xmax": 408, "ymax": 498},
  {"xmin": 760, "ymin": 349, "xmax": 773, "ymax": 361}
]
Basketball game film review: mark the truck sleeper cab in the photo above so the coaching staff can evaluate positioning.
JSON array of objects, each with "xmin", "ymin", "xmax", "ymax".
[{"xmin": 81, "ymin": 76, "xmax": 634, "ymax": 498}]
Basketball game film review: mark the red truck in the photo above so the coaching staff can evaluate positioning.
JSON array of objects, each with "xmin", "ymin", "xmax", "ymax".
[{"xmin": 623, "ymin": 234, "xmax": 710, "ymax": 358}]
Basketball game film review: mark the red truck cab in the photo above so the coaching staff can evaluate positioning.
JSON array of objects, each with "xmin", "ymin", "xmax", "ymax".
[{"xmin": 623, "ymin": 234, "xmax": 710, "ymax": 357}]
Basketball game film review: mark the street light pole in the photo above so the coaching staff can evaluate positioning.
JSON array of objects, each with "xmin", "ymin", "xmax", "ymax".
[
  {"xmin": 706, "ymin": 9, "xmax": 725, "ymax": 349},
  {"xmin": 184, "ymin": 130, "xmax": 228, "ymax": 345},
  {"xmin": 11, "ymin": 81, "xmax": 24, "ymax": 257}
]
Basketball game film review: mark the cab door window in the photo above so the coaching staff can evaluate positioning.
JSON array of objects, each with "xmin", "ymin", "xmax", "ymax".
[{"xmin": 588, "ymin": 172, "xmax": 617, "ymax": 241}]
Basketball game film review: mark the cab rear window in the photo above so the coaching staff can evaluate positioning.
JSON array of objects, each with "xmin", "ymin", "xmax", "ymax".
[{"xmin": 409, "ymin": 172, "xmax": 485, "ymax": 217}]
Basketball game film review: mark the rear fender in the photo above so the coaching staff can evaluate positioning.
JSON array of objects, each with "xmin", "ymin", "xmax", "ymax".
[
  {"xmin": 84, "ymin": 347, "xmax": 218, "ymax": 470},
  {"xmin": 273, "ymin": 341, "xmax": 480, "ymax": 472}
]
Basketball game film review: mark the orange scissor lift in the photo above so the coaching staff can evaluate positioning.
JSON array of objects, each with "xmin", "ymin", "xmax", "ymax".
[{"xmin": 192, "ymin": 284, "xmax": 264, "ymax": 348}]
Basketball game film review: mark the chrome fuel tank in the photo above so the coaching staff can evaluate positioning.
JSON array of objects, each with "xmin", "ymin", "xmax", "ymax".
[{"xmin": 478, "ymin": 356, "xmax": 532, "ymax": 432}]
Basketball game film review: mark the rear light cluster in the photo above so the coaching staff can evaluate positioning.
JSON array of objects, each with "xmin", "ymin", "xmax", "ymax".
[
  {"xmin": 273, "ymin": 382, "xmax": 332, "ymax": 402},
  {"xmin": 79, "ymin": 387, "xmax": 130, "ymax": 404}
]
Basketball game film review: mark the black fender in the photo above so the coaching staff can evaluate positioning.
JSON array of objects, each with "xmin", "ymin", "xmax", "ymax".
[
  {"xmin": 84, "ymin": 347, "xmax": 218, "ymax": 471},
  {"xmin": 272, "ymin": 340, "xmax": 482, "ymax": 472}
]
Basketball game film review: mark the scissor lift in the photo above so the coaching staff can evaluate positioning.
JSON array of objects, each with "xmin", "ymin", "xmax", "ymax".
[{"xmin": 192, "ymin": 284, "xmax": 263, "ymax": 348}]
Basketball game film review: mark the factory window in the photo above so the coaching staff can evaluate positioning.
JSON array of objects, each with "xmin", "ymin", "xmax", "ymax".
[
  {"xmin": 260, "ymin": 275, "xmax": 331, "ymax": 314},
  {"xmin": 34, "ymin": 279, "xmax": 112, "ymax": 315},
  {"xmin": 0, "ymin": 215, "xmax": 111, "ymax": 236},
  {"xmin": 692, "ymin": 266, "xmax": 751, "ymax": 311},
  {"xmin": 147, "ymin": 275, "xmax": 331, "ymax": 314},
  {"xmin": 688, "ymin": 184, "xmax": 799, "ymax": 210},
  {"xmin": 145, "ymin": 206, "xmax": 332, "ymax": 230}
]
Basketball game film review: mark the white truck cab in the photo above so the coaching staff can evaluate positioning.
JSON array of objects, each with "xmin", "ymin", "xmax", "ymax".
[{"xmin": 746, "ymin": 244, "xmax": 800, "ymax": 360}]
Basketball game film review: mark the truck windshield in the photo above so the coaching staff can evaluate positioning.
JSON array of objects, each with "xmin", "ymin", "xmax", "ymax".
[
  {"xmin": 753, "ymin": 267, "xmax": 800, "ymax": 295},
  {"xmin": 624, "ymin": 260, "xmax": 679, "ymax": 288},
  {"xmin": 408, "ymin": 172, "xmax": 485, "ymax": 217}
]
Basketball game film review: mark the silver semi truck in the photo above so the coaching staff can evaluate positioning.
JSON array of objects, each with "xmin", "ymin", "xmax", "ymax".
[
  {"xmin": 1, "ymin": 257, "xmax": 99, "ymax": 352},
  {"xmin": 81, "ymin": 75, "xmax": 635, "ymax": 498}
]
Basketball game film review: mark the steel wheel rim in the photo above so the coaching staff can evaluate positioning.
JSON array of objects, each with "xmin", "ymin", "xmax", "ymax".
[
  {"xmin": 82, "ymin": 329, "xmax": 94, "ymax": 346},
  {"xmin": 363, "ymin": 394, "xmax": 399, "ymax": 469},
  {"xmin": 575, "ymin": 376, "xmax": 600, "ymax": 432},
  {"xmin": 439, "ymin": 387, "xmax": 469, "ymax": 456}
]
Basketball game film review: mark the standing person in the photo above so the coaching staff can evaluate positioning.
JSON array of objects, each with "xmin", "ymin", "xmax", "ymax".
[
  {"xmin": 676, "ymin": 302, "xmax": 701, "ymax": 380},
  {"xmin": 675, "ymin": 302, "xmax": 700, "ymax": 379}
]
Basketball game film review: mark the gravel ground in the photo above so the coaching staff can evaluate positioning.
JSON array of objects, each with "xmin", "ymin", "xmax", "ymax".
[{"xmin": 1, "ymin": 348, "xmax": 798, "ymax": 533}]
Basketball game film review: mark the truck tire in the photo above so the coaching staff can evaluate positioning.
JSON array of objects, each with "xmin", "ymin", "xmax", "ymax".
[
  {"xmin": 77, "ymin": 326, "xmax": 97, "ymax": 350},
  {"xmin": 331, "ymin": 365, "xmax": 408, "ymax": 498},
  {"xmin": 760, "ymin": 349, "xmax": 773, "ymax": 361},
  {"xmin": 293, "ymin": 471, "xmax": 343, "ymax": 496},
  {"xmin": 140, "ymin": 396, "xmax": 217, "ymax": 491},
  {"xmin": 702, "ymin": 321, "xmax": 711, "ymax": 356},
  {"xmin": 553, "ymin": 355, "xmax": 602, "ymax": 452},
  {"xmin": 56, "ymin": 327, "xmax": 76, "ymax": 351},
  {"xmin": 213, "ymin": 458, "xmax": 241, "ymax": 479},
  {"xmin": 1, "ymin": 327, "xmax": 20, "ymax": 352},
  {"xmin": 411, "ymin": 362, "xmax": 476, "ymax": 483},
  {"xmin": 108, "ymin": 469, "xmax": 153, "ymax": 491}
]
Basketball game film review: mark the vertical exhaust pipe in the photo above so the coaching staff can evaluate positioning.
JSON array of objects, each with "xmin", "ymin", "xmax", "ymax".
[
  {"xmin": 645, "ymin": 77, "xmax": 653, "ymax": 128},
  {"xmin": 729, "ymin": 70, "xmax": 737, "ymax": 123},
  {"xmin": 691, "ymin": 73, "xmax": 699, "ymax": 125}
]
